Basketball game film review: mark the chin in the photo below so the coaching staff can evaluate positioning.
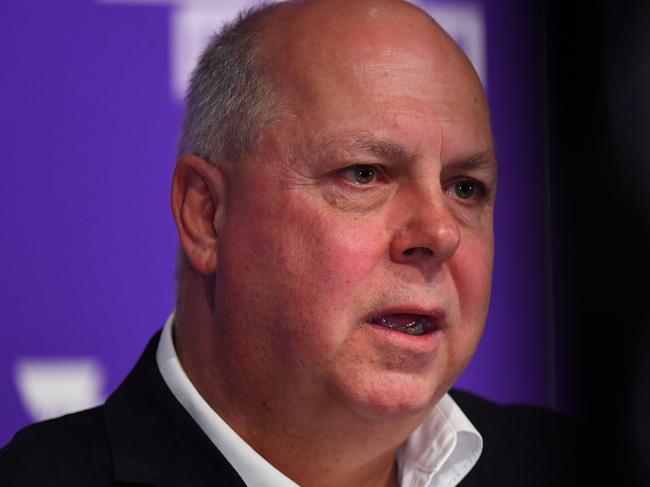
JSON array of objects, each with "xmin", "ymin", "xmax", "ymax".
[{"xmin": 333, "ymin": 371, "xmax": 446, "ymax": 422}]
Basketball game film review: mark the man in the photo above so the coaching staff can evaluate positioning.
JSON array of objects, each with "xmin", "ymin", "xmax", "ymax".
[{"xmin": 0, "ymin": 0, "xmax": 588, "ymax": 485}]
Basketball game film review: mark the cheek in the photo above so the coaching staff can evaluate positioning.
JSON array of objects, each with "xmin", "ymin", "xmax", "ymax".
[
  {"xmin": 222, "ymin": 205, "xmax": 390, "ymax": 378},
  {"xmin": 259, "ymin": 196, "xmax": 387, "ymax": 294},
  {"xmin": 220, "ymin": 193, "xmax": 388, "ymax": 324},
  {"xmin": 456, "ymin": 223, "xmax": 493, "ymax": 304},
  {"xmin": 309, "ymin": 219, "xmax": 387, "ymax": 297},
  {"xmin": 447, "ymin": 231, "xmax": 493, "ymax": 357}
]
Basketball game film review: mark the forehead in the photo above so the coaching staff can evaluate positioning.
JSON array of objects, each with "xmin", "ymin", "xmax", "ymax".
[{"xmin": 261, "ymin": 0, "xmax": 491, "ymax": 156}]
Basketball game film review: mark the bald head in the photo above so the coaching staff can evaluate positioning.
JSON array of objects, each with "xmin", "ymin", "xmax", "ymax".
[
  {"xmin": 265, "ymin": 0, "xmax": 462, "ymax": 60},
  {"xmin": 260, "ymin": 0, "xmax": 486, "ymax": 124},
  {"xmin": 177, "ymin": 0, "xmax": 487, "ymax": 165},
  {"xmin": 239, "ymin": 0, "xmax": 490, "ymax": 166}
]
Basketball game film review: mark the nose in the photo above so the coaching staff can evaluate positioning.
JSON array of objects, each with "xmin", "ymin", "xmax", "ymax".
[{"xmin": 389, "ymin": 191, "xmax": 461, "ymax": 266}]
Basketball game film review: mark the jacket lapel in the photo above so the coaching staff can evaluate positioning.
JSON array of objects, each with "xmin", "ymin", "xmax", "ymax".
[{"xmin": 104, "ymin": 332, "xmax": 246, "ymax": 486}]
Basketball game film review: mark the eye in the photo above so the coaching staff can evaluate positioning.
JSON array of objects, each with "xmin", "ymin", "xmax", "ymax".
[
  {"xmin": 448, "ymin": 179, "xmax": 485, "ymax": 201},
  {"xmin": 339, "ymin": 165, "xmax": 382, "ymax": 185}
]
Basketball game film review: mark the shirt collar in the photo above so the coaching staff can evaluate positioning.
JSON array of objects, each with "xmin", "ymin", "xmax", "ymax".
[
  {"xmin": 156, "ymin": 312, "xmax": 482, "ymax": 487},
  {"xmin": 398, "ymin": 395, "xmax": 483, "ymax": 487}
]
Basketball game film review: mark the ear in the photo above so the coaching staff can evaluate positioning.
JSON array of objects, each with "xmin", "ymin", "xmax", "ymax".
[{"xmin": 171, "ymin": 155, "xmax": 225, "ymax": 276}]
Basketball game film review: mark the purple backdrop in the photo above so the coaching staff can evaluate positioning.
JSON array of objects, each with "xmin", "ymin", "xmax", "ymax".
[{"xmin": 0, "ymin": 0, "xmax": 546, "ymax": 446}]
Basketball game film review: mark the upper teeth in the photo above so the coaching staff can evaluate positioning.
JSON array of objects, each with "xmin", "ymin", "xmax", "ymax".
[
  {"xmin": 378, "ymin": 316, "xmax": 415, "ymax": 328},
  {"xmin": 373, "ymin": 316, "xmax": 430, "ymax": 336}
]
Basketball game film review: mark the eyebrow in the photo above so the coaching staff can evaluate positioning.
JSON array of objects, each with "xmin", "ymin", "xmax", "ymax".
[
  {"xmin": 448, "ymin": 151, "xmax": 498, "ymax": 172},
  {"xmin": 349, "ymin": 134, "xmax": 418, "ymax": 165},
  {"xmin": 344, "ymin": 135, "xmax": 497, "ymax": 173},
  {"xmin": 309, "ymin": 132, "xmax": 497, "ymax": 174}
]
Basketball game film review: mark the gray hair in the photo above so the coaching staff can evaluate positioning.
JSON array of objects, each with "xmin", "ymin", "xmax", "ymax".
[
  {"xmin": 175, "ymin": 2, "xmax": 288, "ymax": 288},
  {"xmin": 177, "ymin": 1, "xmax": 286, "ymax": 164}
]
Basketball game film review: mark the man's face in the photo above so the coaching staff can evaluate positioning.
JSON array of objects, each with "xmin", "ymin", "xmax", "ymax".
[{"xmin": 213, "ymin": 5, "xmax": 496, "ymax": 422}]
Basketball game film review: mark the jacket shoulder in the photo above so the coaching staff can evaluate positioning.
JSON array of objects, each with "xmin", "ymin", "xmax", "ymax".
[
  {"xmin": 449, "ymin": 389, "xmax": 594, "ymax": 486},
  {"xmin": 0, "ymin": 407, "xmax": 113, "ymax": 486},
  {"xmin": 450, "ymin": 388, "xmax": 580, "ymax": 432}
]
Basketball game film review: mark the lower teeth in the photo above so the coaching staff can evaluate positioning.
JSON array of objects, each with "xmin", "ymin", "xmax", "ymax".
[
  {"xmin": 375, "ymin": 317, "xmax": 427, "ymax": 336},
  {"xmin": 401, "ymin": 323, "xmax": 424, "ymax": 335}
]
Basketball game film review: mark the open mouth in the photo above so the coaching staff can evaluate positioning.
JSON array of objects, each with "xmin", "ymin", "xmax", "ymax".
[{"xmin": 370, "ymin": 314, "xmax": 438, "ymax": 336}]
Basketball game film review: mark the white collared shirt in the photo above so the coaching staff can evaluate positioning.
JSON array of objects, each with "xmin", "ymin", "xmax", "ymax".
[{"xmin": 156, "ymin": 313, "xmax": 482, "ymax": 487}]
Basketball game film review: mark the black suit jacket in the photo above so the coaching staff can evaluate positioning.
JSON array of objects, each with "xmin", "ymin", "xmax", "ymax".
[{"xmin": 0, "ymin": 332, "xmax": 591, "ymax": 486}]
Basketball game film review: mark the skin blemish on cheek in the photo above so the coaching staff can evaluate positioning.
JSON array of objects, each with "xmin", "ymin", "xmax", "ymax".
[{"xmin": 324, "ymin": 192, "xmax": 343, "ymax": 207}]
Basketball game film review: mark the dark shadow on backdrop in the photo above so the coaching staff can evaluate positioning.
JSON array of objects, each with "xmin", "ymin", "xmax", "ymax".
[{"xmin": 544, "ymin": 0, "xmax": 650, "ymax": 484}]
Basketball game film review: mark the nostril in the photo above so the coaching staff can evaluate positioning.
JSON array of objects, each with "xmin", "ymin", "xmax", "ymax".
[{"xmin": 403, "ymin": 247, "xmax": 434, "ymax": 256}]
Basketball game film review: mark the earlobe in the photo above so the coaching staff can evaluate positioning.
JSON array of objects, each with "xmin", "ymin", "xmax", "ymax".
[{"xmin": 171, "ymin": 155, "xmax": 226, "ymax": 276}]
